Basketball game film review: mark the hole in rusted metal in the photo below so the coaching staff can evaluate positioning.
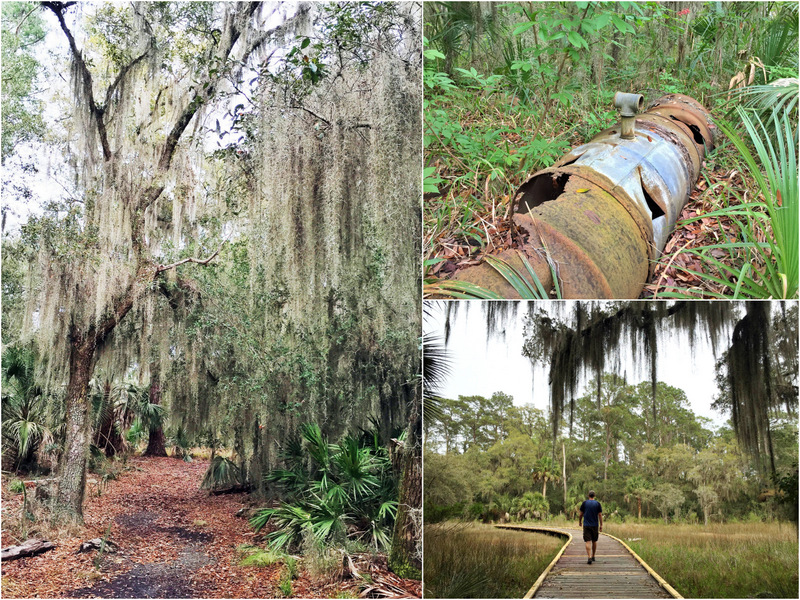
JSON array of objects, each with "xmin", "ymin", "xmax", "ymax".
[
  {"xmin": 642, "ymin": 185, "xmax": 664, "ymax": 219},
  {"xmin": 517, "ymin": 172, "xmax": 570, "ymax": 212},
  {"xmin": 669, "ymin": 115, "xmax": 705, "ymax": 144}
]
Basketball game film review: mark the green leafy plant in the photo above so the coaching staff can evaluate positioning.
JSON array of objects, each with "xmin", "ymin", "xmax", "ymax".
[
  {"xmin": 278, "ymin": 571, "xmax": 293, "ymax": 597},
  {"xmin": 168, "ymin": 425, "xmax": 193, "ymax": 462},
  {"xmin": 250, "ymin": 423, "xmax": 397, "ymax": 553},
  {"xmin": 236, "ymin": 544, "xmax": 284, "ymax": 567},
  {"xmin": 1, "ymin": 346, "xmax": 55, "ymax": 471},
  {"xmin": 665, "ymin": 107, "xmax": 797, "ymax": 298},
  {"xmin": 285, "ymin": 555, "xmax": 299, "ymax": 579},
  {"xmin": 201, "ymin": 455, "xmax": 242, "ymax": 491}
]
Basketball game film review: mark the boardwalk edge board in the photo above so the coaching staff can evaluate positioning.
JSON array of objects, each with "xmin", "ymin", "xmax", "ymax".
[
  {"xmin": 493, "ymin": 525, "xmax": 573, "ymax": 599},
  {"xmin": 601, "ymin": 532, "xmax": 684, "ymax": 599}
]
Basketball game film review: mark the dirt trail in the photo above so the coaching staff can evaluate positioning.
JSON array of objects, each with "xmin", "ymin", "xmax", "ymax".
[
  {"xmin": 2, "ymin": 457, "xmax": 421, "ymax": 599},
  {"xmin": 2, "ymin": 457, "xmax": 280, "ymax": 598}
]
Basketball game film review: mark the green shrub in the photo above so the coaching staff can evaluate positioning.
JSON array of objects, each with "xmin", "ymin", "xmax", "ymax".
[
  {"xmin": 250, "ymin": 423, "xmax": 398, "ymax": 553},
  {"xmin": 201, "ymin": 455, "xmax": 241, "ymax": 491},
  {"xmin": 467, "ymin": 502, "xmax": 485, "ymax": 521},
  {"xmin": 9, "ymin": 479, "xmax": 24, "ymax": 494}
]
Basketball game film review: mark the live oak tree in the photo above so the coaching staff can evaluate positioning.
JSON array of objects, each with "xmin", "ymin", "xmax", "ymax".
[
  {"xmin": 30, "ymin": 1, "xmax": 312, "ymax": 523},
  {"xmin": 519, "ymin": 301, "xmax": 797, "ymax": 475}
]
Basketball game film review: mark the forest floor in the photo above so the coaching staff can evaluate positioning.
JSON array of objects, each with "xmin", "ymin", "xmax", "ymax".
[{"xmin": 1, "ymin": 457, "xmax": 421, "ymax": 598}]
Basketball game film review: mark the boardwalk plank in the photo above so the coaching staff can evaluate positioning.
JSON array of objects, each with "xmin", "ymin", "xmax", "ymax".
[{"xmin": 495, "ymin": 525, "xmax": 675, "ymax": 599}]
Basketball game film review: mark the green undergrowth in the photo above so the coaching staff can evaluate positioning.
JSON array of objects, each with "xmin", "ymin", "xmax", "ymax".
[
  {"xmin": 424, "ymin": 522, "xmax": 564, "ymax": 598},
  {"xmin": 604, "ymin": 521, "xmax": 799, "ymax": 598},
  {"xmin": 235, "ymin": 544, "xmax": 285, "ymax": 567}
]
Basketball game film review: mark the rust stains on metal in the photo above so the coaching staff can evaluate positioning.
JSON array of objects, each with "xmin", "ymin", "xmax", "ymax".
[{"xmin": 455, "ymin": 92, "xmax": 716, "ymax": 299}]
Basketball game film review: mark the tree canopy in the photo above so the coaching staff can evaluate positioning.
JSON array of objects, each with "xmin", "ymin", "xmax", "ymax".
[{"xmin": 2, "ymin": 0, "xmax": 421, "ymax": 537}]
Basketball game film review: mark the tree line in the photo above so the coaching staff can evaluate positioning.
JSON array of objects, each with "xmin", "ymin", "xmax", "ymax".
[{"xmin": 425, "ymin": 374, "xmax": 797, "ymax": 525}]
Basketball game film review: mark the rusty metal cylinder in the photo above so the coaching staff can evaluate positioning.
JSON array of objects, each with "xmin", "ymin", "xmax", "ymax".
[{"xmin": 455, "ymin": 93, "xmax": 717, "ymax": 299}]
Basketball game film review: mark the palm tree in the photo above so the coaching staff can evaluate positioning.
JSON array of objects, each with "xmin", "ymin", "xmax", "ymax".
[
  {"xmin": 1, "ymin": 347, "xmax": 54, "ymax": 471},
  {"xmin": 252, "ymin": 423, "xmax": 397, "ymax": 552},
  {"xmin": 565, "ymin": 486, "xmax": 585, "ymax": 520},
  {"xmin": 532, "ymin": 456, "xmax": 560, "ymax": 499},
  {"xmin": 624, "ymin": 475, "xmax": 653, "ymax": 520},
  {"xmin": 513, "ymin": 491, "xmax": 549, "ymax": 521}
]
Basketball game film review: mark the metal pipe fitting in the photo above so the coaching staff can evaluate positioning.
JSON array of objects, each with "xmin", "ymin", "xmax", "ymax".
[
  {"xmin": 614, "ymin": 92, "xmax": 643, "ymax": 139},
  {"xmin": 452, "ymin": 93, "xmax": 717, "ymax": 299}
]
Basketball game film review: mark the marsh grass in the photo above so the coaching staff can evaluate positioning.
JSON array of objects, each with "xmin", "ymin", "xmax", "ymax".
[
  {"xmin": 424, "ymin": 522, "xmax": 563, "ymax": 598},
  {"xmin": 605, "ymin": 521, "xmax": 799, "ymax": 598}
]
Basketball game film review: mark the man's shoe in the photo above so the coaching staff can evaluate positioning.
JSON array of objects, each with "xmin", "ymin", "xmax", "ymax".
[{"xmin": 587, "ymin": 558, "xmax": 592, "ymax": 564}]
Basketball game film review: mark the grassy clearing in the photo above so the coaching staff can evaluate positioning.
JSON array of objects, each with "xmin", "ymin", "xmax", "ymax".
[
  {"xmin": 424, "ymin": 522, "xmax": 564, "ymax": 598},
  {"xmin": 605, "ymin": 521, "xmax": 799, "ymax": 598}
]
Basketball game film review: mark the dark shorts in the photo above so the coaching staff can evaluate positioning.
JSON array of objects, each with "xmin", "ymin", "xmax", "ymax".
[{"xmin": 583, "ymin": 526, "xmax": 599, "ymax": 542}]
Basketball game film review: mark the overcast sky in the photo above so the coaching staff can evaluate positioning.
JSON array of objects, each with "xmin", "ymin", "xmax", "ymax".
[{"xmin": 425, "ymin": 301, "xmax": 731, "ymax": 430}]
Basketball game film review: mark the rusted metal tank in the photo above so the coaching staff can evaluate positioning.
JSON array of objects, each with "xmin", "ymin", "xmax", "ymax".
[{"xmin": 455, "ymin": 92, "xmax": 717, "ymax": 299}]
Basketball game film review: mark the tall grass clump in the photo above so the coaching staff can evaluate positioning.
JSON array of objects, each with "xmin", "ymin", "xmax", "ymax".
[
  {"xmin": 424, "ymin": 522, "xmax": 564, "ymax": 598},
  {"xmin": 605, "ymin": 521, "xmax": 798, "ymax": 598},
  {"xmin": 666, "ymin": 105, "xmax": 797, "ymax": 299}
]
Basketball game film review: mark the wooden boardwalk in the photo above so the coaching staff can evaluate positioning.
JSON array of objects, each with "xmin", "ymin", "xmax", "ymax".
[{"xmin": 495, "ymin": 525, "xmax": 680, "ymax": 599}]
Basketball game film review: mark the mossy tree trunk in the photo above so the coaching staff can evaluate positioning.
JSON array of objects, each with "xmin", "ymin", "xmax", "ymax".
[
  {"xmin": 54, "ymin": 332, "xmax": 95, "ymax": 522},
  {"xmin": 54, "ymin": 270, "xmax": 153, "ymax": 522}
]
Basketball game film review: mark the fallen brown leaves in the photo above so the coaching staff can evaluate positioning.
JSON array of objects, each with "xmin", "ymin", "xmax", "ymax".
[
  {"xmin": 645, "ymin": 166, "xmax": 767, "ymax": 298},
  {"xmin": 1, "ymin": 457, "xmax": 420, "ymax": 598}
]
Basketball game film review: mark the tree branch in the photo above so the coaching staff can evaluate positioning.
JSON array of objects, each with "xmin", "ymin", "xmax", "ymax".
[
  {"xmin": 103, "ymin": 50, "xmax": 150, "ymax": 111},
  {"xmin": 156, "ymin": 243, "xmax": 226, "ymax": 273},
  {"xmin": 42, "ymin": 1, "xmax": 111, "ymax": 161},
  {"xmin": 156, "ymin": 5, "xmax": 248, "ymax": 173}
]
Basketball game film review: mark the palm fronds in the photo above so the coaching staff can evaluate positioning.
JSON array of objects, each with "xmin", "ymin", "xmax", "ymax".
[
  {"xmin": 201, "ymin": 455, "xmax": 242, "ymax": 491},
  {"xmin": 252, "ymin": 423, "xmax": 398, "ymax": 553}
]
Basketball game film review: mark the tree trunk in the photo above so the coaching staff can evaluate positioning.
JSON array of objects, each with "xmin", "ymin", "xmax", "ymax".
[
  {"xmin": 94, "ymin": 379, "xmax": 121, "ymax": 457},
  {"xmin": 389, "ymin": 389, "xmax": 421, "ymax": 579},
  {"xmin": 143, "ymin": 362, "xmax": 167, "ymax": 457},
  {"xmin": 637, "ymin": 496, "xmax": 642, "ymax": 520},
  {"xmin": 54, "ymin": 333, "xmax": 96, "ymax": 524},
  {"xmin": 389, "ymin": 444, "xmax": 421, "ymax": 578},
  {"xmin": 53, "ymin": 269, "xmax": 153, "ymax": 523}
]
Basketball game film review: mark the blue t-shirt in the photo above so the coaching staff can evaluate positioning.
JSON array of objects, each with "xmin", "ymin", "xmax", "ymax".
[{"xmin": 580, "ymin": 499, "xmax": 602, "ymax": 527}]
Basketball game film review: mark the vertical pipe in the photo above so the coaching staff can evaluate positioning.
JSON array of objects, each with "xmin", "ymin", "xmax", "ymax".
[{"xmin": 614, "ymin": 92, "xmax": 644, "ymax": 140}]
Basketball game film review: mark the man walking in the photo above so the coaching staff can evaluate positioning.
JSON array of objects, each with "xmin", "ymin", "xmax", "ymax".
[{"xmin": 578, "ymin": 490, "xmax": 603, "ymax": 564}]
